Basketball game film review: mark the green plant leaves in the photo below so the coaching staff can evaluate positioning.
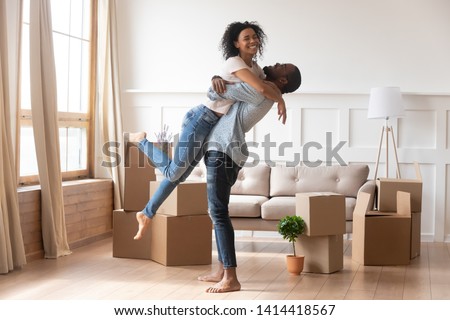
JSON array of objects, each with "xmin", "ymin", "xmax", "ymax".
[{"xmin": 277, "ymin": 215, "xmax": 306, "ymax": 256}]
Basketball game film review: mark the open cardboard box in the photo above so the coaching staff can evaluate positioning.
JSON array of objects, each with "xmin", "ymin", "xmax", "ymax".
[
  {"xmin": 376, "ymin": 162, "xmax": 422, "ymax": 212},
  {"xmin": 352, "ymin": 191, "xmax": 414, "ymax": 265},
  {"xmin": 295, "ymin": 192, "xmax": 346, "ymax": 236}
]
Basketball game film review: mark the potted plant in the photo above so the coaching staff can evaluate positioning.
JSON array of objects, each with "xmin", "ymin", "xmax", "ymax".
[{"xmin": 277, "ymin": 215, "xmax": 306, "ymax": 275}]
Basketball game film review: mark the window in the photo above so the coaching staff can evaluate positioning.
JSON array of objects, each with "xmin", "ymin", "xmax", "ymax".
[{"xmin": 18, "ymin": 0, "xmax": 93, "ymax": 184}]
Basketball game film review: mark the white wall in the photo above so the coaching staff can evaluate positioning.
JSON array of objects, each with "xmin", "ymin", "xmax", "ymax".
[
  {"xmin": 115, "ymin": 0, "xmax": 450, "ymax": 242},
  {"xmin": 115, "ymin": 0, "xmax": 450, "ymax": 94}
]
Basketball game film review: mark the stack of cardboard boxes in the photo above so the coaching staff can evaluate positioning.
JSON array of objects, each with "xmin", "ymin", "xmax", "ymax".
[
  {"xmin": 294, "ymin": 192, "xmax": 346, "ymax": 273},
  {"xmin": 352, "ymin": 163, "xmax": 423, "ymax": 265},
  {"xmin": 113, "ymin": 141, "xmax": 212, "ymax": 266}
]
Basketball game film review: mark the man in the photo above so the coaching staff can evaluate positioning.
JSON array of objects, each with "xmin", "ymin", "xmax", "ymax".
[{"xmin": 198, "ymin": 63, "xmax": 301, "ymax": 293}]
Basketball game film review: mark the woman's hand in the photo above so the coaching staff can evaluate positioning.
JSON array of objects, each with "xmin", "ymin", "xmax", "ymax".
[{"xmin": 211, "ymin": 76, "xmax": 230, "ymax": 94}]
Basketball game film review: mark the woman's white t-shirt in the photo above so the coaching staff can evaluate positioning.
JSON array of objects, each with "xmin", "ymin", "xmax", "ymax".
[{"xmin": 205, "ymin": 56, "xmax": 265, "ymax": 115}]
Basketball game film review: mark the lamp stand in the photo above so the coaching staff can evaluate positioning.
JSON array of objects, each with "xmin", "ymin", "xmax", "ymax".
[{"xmin": 373, "ymin": 118, "xmax": 401, "ymax": 180}]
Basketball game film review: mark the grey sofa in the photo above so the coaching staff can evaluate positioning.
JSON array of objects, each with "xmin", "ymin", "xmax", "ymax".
[{"xmin": 189, "ymin": 163, "xmax": 374, "ymax": 234}]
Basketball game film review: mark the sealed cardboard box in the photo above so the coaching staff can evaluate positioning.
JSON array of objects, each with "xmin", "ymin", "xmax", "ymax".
[
  {"xmin": 150, "ymin": 181, "xmax": 208, "ymax": 216},
  {"xmin": 353, "ymin": 192, "xmax": 412, "ymax": 266},
  {"xmin": 112, "ymin": 209, "xmax": 151, "ymax": 260},
  {"xmin": 376, "ymin": 162, "xmax": 422, "ymax": 212},
  {"xmin": 150, "ymin": 214, "xmax": 212, "ymax": 266},
  {"xmin": 123, "ymin": 141, "xmax": 173, "ymax": 211},
  {"xmin": 294, "ymin": 234, "xmax": 343, "ymax": 273},
  {"xmin": 295, "ymin": 192, "xmax": 345, "ymax": 236}
]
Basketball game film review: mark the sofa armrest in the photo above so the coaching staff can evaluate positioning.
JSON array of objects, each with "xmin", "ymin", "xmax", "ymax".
[{"xmin": 356, "ymin": 180, "xmax": 376, "ymax": 211}]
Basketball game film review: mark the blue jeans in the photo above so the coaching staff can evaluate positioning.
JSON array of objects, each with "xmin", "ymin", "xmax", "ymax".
[
  {"xmin": 204, "ymin": 150, "xmax": 242, "ymax": 269},
  {"xmin": 138, "ymin": 105, "xmax": 219, "ymax": 218}
]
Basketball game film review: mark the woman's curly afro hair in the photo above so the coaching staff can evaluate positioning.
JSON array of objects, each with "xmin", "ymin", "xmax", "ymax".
[{"xmin": 219, "ymin": 21, "xmax": 267, "ymax": 60}]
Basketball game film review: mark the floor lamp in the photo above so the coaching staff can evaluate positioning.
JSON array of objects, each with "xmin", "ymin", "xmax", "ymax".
[{"xmin": 367, "ymin": 87, "xmax": 405, "ymax": 180}]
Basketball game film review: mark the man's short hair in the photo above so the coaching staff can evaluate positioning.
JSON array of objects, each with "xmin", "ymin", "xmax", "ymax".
[{"xmin": 283, "ymin": 66, "xmax": 301, "ymax": 94}]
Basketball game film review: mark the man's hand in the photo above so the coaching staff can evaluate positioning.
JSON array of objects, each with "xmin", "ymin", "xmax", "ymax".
[
  {"xmin": 277, "ymin": 99, "xmax": 287, "ymax": 125},
  {"xmin": 211, "ymin": 76, "xmax": 231, "ymax": 94},
  {"xmin": 263, "ymin": 81, "xmax": 286, "ymax": 124}
]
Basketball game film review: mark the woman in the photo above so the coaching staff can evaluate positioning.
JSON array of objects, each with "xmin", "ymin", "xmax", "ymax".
[{"xmin": 131, "ymin": 21, "xmax": 286, "ymax": 240}]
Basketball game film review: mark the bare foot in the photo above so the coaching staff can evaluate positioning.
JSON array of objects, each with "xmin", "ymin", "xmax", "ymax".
[
  {"xmin": 133, "ymin": 212, "xmax": 151, "ymax": 240},
  {"xmin": 206, "ymin": 279, "xmax": 241, "ymax": 293},
  {"xmin": 198, "ymin": 270, "xmax": 224, "ymax": 283},
  {"xmin": 128, "ymin": 132, "xmax": 147, "ymax": 143}
]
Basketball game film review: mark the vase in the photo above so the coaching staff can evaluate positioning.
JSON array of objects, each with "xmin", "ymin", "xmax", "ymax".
[{"xmin": 286, "ymin": 255, "xmax": 305, "ymax": 275}]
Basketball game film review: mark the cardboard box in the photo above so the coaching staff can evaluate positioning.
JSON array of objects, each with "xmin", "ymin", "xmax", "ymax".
[
  {"xmin": 124, "ymin": 142, "xmax": 156, "ymax": 211},
  {"xmin": 150, "ymin": 214, "xmax": 212, "ymax": 266},
  {"xmin": 149, "ymin": 181, "xmax": 208, "ymax": 216},
  {"xmin": 352, "ymin": 192, "xmax": 412, "ymax": 266},
  {"xmin": 295, "ymin": 192, "xmax": 346, "ymax": 236},
  {"xmin": 376, "ymin": 162, "xmax": 422, "ymax": 212},
  {"xmin": 411, "ymin": 211, "xmax": 421, "ymax": 259},
  {"xmin": 112, "ymin": 209, "xmax": 152, "ymax": 260},
  {"xmin": 123, "ymin": 141, "xmax": 173, "ymax": 211},
  {"xmin": 294, "ymin": 234, "xmax": 343, "ymax": 273}
]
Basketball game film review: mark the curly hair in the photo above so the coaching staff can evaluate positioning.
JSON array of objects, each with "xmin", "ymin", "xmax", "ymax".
[{"xmin": 219, "ymin": 21, "xmax": 267, "ymax": 60}]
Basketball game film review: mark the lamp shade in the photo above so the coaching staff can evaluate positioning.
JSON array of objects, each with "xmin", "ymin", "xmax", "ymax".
[{"xmin": 367, "ymin": 87, "xmax": 405, "ymax": 119}]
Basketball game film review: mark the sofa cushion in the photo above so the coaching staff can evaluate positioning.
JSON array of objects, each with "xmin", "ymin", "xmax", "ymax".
[
  {"xmin": 231, "ymin": 163, "xmax": 271, "ymax": 197},
  {"xmin": 229, "ymin": 195, "xmax": 269, "ymax": 218},
  {"xmin": 270, "ymin": 164, "xmax": 369, "ymax": 198},
  {"xmin": 261, "ymin": 197, "xmax": 296, "ymax": 220},
  {"xmin": 345, "ymin": 197, "xmax": 356, "ymax": 220}
]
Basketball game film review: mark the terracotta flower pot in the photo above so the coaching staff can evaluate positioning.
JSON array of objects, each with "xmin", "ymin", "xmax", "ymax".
[{"xmin": 286, "ymin": 255, "xmax": 305, "ymax": 275}]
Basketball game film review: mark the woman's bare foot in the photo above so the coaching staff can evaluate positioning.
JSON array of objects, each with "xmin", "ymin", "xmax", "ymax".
[
  {"xmin": 134, "ymin": 212, "xmax": 151, "ymax": 240},
  {"xmin": 128, "ymin": 132, "xmax": 147, "ymax": 143},
  {"xmin": 206, "ymin": 279, "xmax": 241, "ymax": 293}
]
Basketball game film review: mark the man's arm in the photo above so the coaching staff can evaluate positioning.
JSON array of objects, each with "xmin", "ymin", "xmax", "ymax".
[{"xmin": 210, "ymin": 75, "xmax": 287, "ymax": 124}]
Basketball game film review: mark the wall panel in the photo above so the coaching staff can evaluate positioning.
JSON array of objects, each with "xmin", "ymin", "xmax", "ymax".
[{"xmin": 122, "ymin": 91, "xmax": 450, "ymax": 242}]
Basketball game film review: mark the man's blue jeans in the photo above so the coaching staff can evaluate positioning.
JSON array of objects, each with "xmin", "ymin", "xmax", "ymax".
[
  {"xmin": 138, "ymin": 105, "xmax": 219, "ymax": 218},
  {"xmin": 204, "ymin": 150, "xmax": 241, "ymax": 269}
]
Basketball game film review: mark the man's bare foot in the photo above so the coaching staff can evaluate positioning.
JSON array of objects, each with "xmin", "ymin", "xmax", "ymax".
[
  {"xmin": 198, "ymin": 270, "xmax": 224, "ymax": 283},
  {"xmin": 206, "ymin": 279, "xmax": 241, "ymax": 293},
  {"xmin": 134, "ymin": 212, "xmax": 151, "ymax": 240},
  {"xmin": 128, "ymin": 132, "xmax": 147, "ymax": 143}
]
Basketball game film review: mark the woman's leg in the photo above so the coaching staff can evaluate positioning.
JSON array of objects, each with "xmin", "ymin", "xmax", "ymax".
[
  {"xmin": 133, "ymin": 105, "xmax": 219, "ymax": 240},
  {"xmin": 137, "ymin": 105, "xmax": 219, "ymax": 182}
]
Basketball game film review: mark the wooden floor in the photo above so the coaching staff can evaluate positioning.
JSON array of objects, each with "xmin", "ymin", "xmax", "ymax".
[{"xmin": 1, "ymin": 236, "xmax": 450, "ymax": 300}]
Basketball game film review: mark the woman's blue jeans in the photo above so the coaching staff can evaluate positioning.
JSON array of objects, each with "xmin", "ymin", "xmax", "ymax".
[
  {"xmin": 204, "ymin": 150, "xmax": 241, "ymax": 269},
  {"xmin": 138, "ymin": 105, "xmax": 219, "ymax": 218}
]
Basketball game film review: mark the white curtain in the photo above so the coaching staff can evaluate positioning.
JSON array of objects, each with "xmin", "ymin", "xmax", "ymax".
[
  {"xmin": 29, "ymin": 0, "xmax": 71, "ymax": 258},
  {"xmin": 97, "ymin": 0, "xmax": 124, "ymax": 209},
  {"xmin": 0, "ymin": 0, "xmax": 27, "ymax": 274}
]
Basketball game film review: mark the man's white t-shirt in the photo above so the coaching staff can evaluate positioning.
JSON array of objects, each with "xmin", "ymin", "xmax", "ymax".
[{"xmin": 205, "ymin": 56, "xmax": 265, "ymax": 115}]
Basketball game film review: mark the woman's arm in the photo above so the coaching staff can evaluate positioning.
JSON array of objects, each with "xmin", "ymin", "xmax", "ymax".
[
  {"xmin": 233, "ymin": 68, "xmax": 287, "ymax": 124},
  {"xmin": 233, "ymin": 68, "xmax": 282, "ymax": 103}
]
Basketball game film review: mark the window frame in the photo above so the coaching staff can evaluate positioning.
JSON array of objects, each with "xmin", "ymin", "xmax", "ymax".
[{"xmin": 16, "ymin": 0, "xmax": 97, "ymax": 186}]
